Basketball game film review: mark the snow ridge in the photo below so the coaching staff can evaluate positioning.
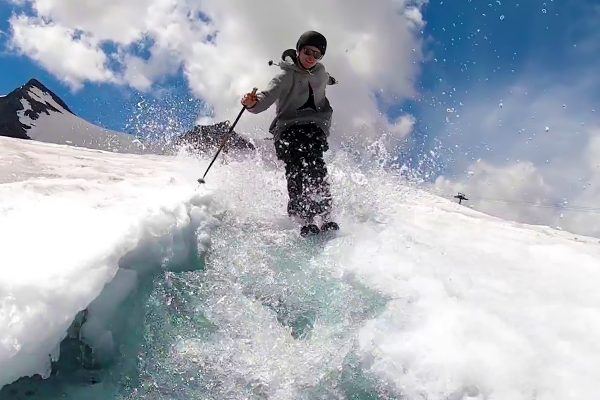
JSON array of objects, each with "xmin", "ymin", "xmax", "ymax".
[{"xmin": 0, "ymin": 137, "xmax": 218, "ymax": 388}]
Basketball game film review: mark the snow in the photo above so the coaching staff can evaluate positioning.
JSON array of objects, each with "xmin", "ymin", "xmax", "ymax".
[
  {"xmin": 23, "ymin": 108, "xmax": 146, "ymax": 154},
  {"xmin": 16, "ymin": 98, "xmax": 35, "ymax": 128},
  {"xmin": 196, "ymin": 155, "xmax": 600, "ymax": 399},
  {"xmin": 27, "ymin": 87, "xmax": 67, "ymax": 114},
  {"xmin": 0, "ymin": 136, "xmax": 218, "ymax": 387},
  {"xmin": 333, "ymin": 189, "xmax": 600, "ymax": 399},
  {"xmin": 2, "ymin": 135, "xmax": 600, "ymax": 398},
  {"xmin": 15, "ymin": 86, "xmax": 147, "ymax": 154}
]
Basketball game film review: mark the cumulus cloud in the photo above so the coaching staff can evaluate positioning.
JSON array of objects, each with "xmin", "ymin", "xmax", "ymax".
[
  {"xmin": 8, "ymin": 0, "xmax": 426, "ymax": 151},
  {"xmin": 404, "ymin": 6, "xmax": 426, "ymax": 28},
  {"xmin": 431, "ymin": 75, "xmax": 600, "ymax": 238},
  {"xmin": 21, "ymin": 0, "xmax": 157, "ymax": 44},
  {"xmin": 433, "ymin": 161, "xmax": 559, "ymax": 226},
  {"xmin": 9, "ymin": 15, "xmax": 116, "ymax": 90},
  {"xmin": 415, "ymin": 2, "xmax": 600, "ymax": 238},
  {"xmin": 432, "ymin": 153, "xmax": 600, "ymax": 238}
]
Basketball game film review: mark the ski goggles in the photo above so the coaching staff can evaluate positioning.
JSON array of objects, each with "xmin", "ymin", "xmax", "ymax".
[{"xmin": 301, "ymin": 47, "xmax": 323, "ymax": 60}]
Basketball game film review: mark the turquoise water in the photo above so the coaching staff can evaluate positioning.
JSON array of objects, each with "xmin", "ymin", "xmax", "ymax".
[{"xmin": 0, "ymin": 216, "xmax": 393, "ymax": 399}]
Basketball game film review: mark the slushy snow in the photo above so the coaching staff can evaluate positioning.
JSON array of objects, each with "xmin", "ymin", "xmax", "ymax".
[{"xmin": 1, "ymin": 134, "xmax": 600, "ymax": 399}]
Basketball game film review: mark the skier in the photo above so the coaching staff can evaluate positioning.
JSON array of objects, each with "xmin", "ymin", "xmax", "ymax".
[{"xmin": 241, "ymin": 31, "xmax": 339, "ymax": 237}]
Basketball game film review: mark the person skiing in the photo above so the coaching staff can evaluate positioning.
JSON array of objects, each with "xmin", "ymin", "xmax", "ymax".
[{"xmin": 241, "ymin": 31, "xmax": 339, "ymax": 237}]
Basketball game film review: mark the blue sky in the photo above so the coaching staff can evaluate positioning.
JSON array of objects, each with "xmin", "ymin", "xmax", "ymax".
[
  {"xmin": 1, "ymin": 1, "xmax": 599, "ymax": 171},
  {"xmin": 405, "ymin": 0, "xmax": 599, "ymax": 169}
]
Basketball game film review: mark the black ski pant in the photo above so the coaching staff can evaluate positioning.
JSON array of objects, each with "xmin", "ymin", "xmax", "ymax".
[{"xmin": 274, "ymin": 123, "xmax": 332, "ymax": 223}]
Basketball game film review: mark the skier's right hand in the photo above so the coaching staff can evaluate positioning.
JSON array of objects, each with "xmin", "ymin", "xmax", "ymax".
[{"xmin": 241, "ymin": 92, "xmax": 258, "ymax": 109}]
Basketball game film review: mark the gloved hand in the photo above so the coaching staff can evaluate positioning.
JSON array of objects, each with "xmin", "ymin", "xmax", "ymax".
[{"xmin": 241, "ymin": 92, "xmax": 258, "ymax": 108}]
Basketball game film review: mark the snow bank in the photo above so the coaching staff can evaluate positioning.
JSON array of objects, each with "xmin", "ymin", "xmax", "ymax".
[
  {"xmin": 0, "ymin": 136, "xmax": 218, "ymax": 388},
  {"xmin": 324, "ymin": 158, "xmax": 600, "ymax": 400}
]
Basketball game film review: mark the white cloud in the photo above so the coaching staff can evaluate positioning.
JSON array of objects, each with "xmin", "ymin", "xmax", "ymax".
[
  {"xmin": 432, "ymin": 151, "xmax": 600, "ymax": 238},
  {"xmin": 122, "ymin": 50, "xmax": 180, "ymax": 91},
  {"xmin": 9, "ymin": 15, "xmax": 116, "ymax": 90},
  {"xmin": 433, "ymin": 160, "xmax": 559, "ymax": 227},
  {"xmin": 8, "ymin": 0, "xmax": 426, "ymax": 151},
  {"xmin": 25, "ymin": 0, "xmax": 160, "ymax": 44},
  {"xmin": 442, "ymin": 83, "xmax": 590, "ymax": 169},
  {"xmin": 426, "ymin": 4, "xmax": 600, "ymax": 238},
  {"xmin": 404, "ymin": 6, "xmax": 426, "ymax": 28},
  {"xmin": 585, "ymin": 130, "xmax": 600, "ymax": 168},
  {"xmin": 424, "ymin": 58, "xmax": 600, "ymax": 231}
]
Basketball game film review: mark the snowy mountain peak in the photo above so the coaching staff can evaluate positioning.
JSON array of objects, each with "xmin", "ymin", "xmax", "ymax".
[
  {"xmin": 0, "ymin": 79, "xmax": 146, "ymax": 154},
  {"xmin": 21, "ymin": 78, "xmax": 73, "ymax": 115},
  {"xmin": 0, "ymin": 78, "xmax": 76, "ymax": 140}
]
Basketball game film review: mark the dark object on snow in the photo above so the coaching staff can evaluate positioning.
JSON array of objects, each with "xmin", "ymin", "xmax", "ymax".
[
  {"xmin": 175, "ymin": 120, "xmax": 255, "ymax": 154},
  {"xmin": 454, "ymin": 192, "xmax": 469, "ymax": 204},
  {"xmin": 0, "ymin": 78, "xmax": 73, "ymax": 140},
  {"xmin": 300, "ymin": 221, "xmax": 339, "ymax": 237},
  {"xmin": 320, "ymin": 221, "xmax": 339, "ymax": 232},
  {"xmin": 300, "ymin": 224, "xmax": 320, "ymax": 237}
]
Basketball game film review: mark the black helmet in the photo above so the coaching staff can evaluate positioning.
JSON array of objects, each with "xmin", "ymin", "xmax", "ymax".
[{"xmin": 296, "ymin": 31, "xmax": 327, "ymax": 56}]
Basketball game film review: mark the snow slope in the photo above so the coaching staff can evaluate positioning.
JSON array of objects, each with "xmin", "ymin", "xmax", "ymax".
[
  {"xmin": 1, "ymin": 135, "xmax": 600, "ymax": 399},
  {"xmin": 24, "ymin": 86, "xmax": 145, "ymax": 153}
]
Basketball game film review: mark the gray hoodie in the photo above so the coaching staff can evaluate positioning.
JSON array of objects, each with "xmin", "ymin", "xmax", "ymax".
[{"xmin": 247, "ymin": 51, "xmax": 334, "ymax": 141}]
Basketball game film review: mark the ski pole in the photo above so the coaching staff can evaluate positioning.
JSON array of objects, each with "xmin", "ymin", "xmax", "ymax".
[{"xmin": 197, "ymin": 88, "xmax": 257, "ymax": 184}]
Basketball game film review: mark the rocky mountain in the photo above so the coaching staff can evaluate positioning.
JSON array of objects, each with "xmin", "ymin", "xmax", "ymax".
[
  {"xmin": 0, "ymin": 79, "xmax": 145, "ymax": 153},
  {"xmin": 1, "ymin": 79, "xmax": 256, "ymax": 156},
  {"xmin": 0, "ymin": 79, "xmax": 70, "ymax": 140}
]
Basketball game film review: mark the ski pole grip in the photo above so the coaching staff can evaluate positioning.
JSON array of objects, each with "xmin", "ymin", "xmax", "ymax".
[{"xmin": 244, "ymin": 88, "xmax": 258, "ymax": 110}]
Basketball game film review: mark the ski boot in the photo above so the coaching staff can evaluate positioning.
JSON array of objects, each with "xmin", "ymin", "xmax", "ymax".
[
  {"xmin": 300, "ymin": 224, "xmax": 320, "ymax": 237},
  {"xmin": 320, "ymin": 221, "xmax": 339, "ymax": 232}
]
